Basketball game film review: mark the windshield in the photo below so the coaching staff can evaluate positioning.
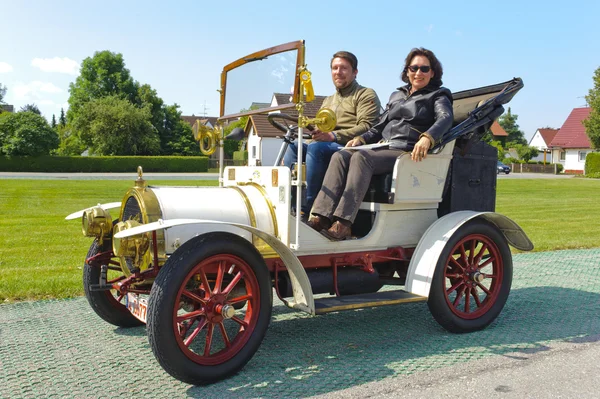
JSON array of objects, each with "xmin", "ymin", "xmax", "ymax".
[{"xmin": 219, "ymin": 41, "xmax": 304, "ymax": 120}]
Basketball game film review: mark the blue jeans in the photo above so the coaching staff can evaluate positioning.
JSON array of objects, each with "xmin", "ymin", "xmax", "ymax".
[{"xmin": 283, "ymin": 141, "xmax": 344, "ymax": 214}]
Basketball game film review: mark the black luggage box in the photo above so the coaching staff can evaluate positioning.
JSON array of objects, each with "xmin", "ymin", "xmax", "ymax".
[{"xmin": 438, "ymin": 140, "xmax": 498, "ymax": 218}]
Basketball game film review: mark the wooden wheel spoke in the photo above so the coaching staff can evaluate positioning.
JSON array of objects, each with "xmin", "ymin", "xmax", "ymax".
[
  {"xmin": 478, "ymin": 256, "xmax": 495, "ymax": 269},
  {"xmin": 204, "ymin": 323, "xmax": 215, "ymax": 356},
  {"xmin": 446, "ymin": 280, "xmax": 463, "ymax": 295},
  {"xmin": 182, "ymin": 289, "xmax": 207, "ymax": 306},
  {"xmin": 227, "ymin": 294, "xmax": 252, "ymax": 304},
  {"xmin": 450, "ymin": 256, "xmax": 465, "ymax": 271},
  {"xmin": 476, "ymin": 282, "xmax": 491, "ymax": 295},
  {"xmin": 223, "ymin": 271, "xmax": 243, "ymax": 295},
  {"xmin": 218, "ymin": 322, "xmax": 231, "ymax": 348},
  {"xmin": 464, "ymin": 287, "xmax": 471, "ymax": 313},
  {"xmin": 183, "ymin": 317, "xmax": 208, "ymax": 347},
  {"xmin": 214, "ymin": 260, "xmax": 226, "ymax": 294},
  {"xmin": 445, "ymin": 273, "xmax": 463, "ymax": 279},
  {"xmin": 474, "ymin": 243, "xmax": 488, "ymax": 265},
  {"xmin": 231, "ymin": 316, "xmax": 248, "ymax": 329},
  {"xmin": 471, "ymin": 287, "xmax": 482, "ymax": 307},
  {"xmin": 199, "ymin": 269, "xmax": 212, "ymax": 297},
  {"xmin": 469, "ymin": 240, "xmax": 476, "ymax": 264},
  {"xmin": 453, "ymin": 286, "xmax": 466, "ymax": 307},
  {"xmin": 177, "ymin": 309, "xmax": 205, "ymax": 323}
]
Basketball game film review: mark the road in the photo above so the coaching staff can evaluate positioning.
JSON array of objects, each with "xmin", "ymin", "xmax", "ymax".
[{"xmin": 1, "ymin": 248, "xmax": 599, "ymax": 398}]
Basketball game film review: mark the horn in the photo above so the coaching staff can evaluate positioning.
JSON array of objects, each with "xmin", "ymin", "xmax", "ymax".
[{"xmin": 193, "ymin": 120, "xmax": 219, "ymax": 156}]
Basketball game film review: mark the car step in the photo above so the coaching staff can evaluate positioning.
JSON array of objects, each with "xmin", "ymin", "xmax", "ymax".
[{"xmin": 314, "ymin": 289, "xmax": 427, "ymax": 315}]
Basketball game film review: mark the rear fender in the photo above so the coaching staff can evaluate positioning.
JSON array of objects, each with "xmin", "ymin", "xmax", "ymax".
[
  {"xmin": 405, "ymin": 211, "xmax": 533, "ymax": 297},
  {"xmin": 114, "ymin": 218, "xmax": 315, "ymax": 315}
]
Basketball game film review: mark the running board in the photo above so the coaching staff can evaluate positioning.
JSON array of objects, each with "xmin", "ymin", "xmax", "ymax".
[{"xmin": 314, "ymin": 289, "xmax": 427, "ymax": 315}]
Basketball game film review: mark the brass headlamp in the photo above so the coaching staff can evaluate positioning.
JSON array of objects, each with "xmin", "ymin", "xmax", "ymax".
[{"xmin": 82, "ymin": 206, "xmax": 113, "ymax": 245}]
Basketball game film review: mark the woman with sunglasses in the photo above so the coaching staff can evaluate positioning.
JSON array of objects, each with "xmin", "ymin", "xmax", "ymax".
[{"xmin": 308, "ymin": 47, "xmax": 453, "ymax": 240}]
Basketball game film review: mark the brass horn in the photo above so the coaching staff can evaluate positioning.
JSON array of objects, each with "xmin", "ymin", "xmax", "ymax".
[
  {"xmin": 192, "ymin": 120, "xmax": 219, "ymax": 156},
  {"xmin": 300, "ymin": 108, "xmax": 337, "ymax": 133}
]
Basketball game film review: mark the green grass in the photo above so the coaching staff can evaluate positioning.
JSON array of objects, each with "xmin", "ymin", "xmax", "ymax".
[{"xmin": 0, "ymin": 178, "xmax": 599, "ymax": 302}]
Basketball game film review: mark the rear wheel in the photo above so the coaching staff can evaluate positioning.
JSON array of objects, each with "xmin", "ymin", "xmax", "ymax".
[
  {"xmin": 147, "ymin": 232, "xmax": 272, "ymax": 385},
  {"xmin": 427, "ymin": 219, "xmax": 512, "ymax": 333},
  {"xmin": 83, "ymin": 232, "xmax": 143, "ymax": 327}
]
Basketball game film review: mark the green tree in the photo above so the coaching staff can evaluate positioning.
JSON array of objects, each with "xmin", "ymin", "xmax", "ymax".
[
  {"xmin": 71, "ymin": 95, "xmax": 160, "ymax": 155},
  {"xmin": 498, "ymin": 107, "xmax": 527, "ymax": 146},
  {"xmin": 59, "ymin": 108, "xmax": 67, "ymax": 127},
  {"xmin": 584, "ymin": 66, "xmax": 600, "ymax": 150},
  {"xmin": 20, "ymin": 103, "xmax": 41, "ymax": 115},
  {"xmin": 51, "ymin": 114, "xmax": 57, "ymax": 128},
  {"xmin": 67, "ymin": 50, "xmax": 137, "ymax": 123},
  {"xmin": 161, "ymin": 104, "xmax": 200, "ymax": 155},
  {"xmin": 513, "ymin": 143, "xmax": 539, "ymax": 162},
  {"xmin": 0, "ymin": 112, "xmax": 59, "ymax": 156},
  {"xmin": 0, "ymin": 83, "xmax": 6, "ymax": 105}
]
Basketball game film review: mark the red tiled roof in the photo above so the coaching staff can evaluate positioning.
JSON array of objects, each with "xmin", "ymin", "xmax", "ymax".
[
  {"xmin": 490, "ymin": 121, "xmax": 508, "ymax": 137},
  {"xmin": 549, "ymin": 108, "xmax": 591, "ymax": 149},
  {"xmin": 536, "ymin": 128, "xmax": 559, "ymax": 146},
  {"xmin": 181, "ymin": 115, "xmax": 218, "ymax": 127}
]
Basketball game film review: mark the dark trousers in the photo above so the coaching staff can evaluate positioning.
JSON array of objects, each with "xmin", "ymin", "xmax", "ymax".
[{"xmin": 311, "ymin": 148, "xmax": 404, "ymax": 223}]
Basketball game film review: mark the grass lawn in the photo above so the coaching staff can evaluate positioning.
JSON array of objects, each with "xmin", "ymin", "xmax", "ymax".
[{"xmin": 0, "ymin": 178, "xmax": 598, "ymax": 302}]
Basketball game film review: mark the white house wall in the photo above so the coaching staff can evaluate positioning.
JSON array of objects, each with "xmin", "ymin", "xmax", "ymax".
[
  {"xmin": 529, "ymin": 130, "xmax": 547, "ymax": 151},
  {"xmin": 563, "ymin": 149, "xmax": 588, "ymax": 172}
]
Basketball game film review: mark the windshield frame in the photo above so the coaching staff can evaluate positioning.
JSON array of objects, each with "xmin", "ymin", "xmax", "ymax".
[{"xmin": 218, "ymin": 40, "xmax": 305, "ymax": 121}]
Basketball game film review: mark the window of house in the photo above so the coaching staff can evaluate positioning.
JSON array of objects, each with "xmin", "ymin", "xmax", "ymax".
[
  {"xmin": 252, "ymin": 146, "xmax": 257, "ymax": 158},
  {"xmin": 559, "ymin": 151, "xmax": 566, "ymax": 161},
  {"xmin": 579, "ymin": 151, "xmax": 588, "ymax": 162}
]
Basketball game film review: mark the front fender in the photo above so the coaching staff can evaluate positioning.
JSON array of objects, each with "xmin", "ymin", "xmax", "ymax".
[
  {"xmin": 114, "ymin": 218, "xmax": 315, "ymax": 315},
  {"xmin": 405, "ymin": 211, "xmax": 533, "ymax": 298}
]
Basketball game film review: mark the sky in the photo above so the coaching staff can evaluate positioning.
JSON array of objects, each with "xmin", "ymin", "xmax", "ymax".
[{"xmin": 1, "ymin": 0, "xmax": 599, "ymax": 141}]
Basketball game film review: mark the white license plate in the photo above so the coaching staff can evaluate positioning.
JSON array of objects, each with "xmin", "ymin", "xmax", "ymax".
[{"xmin": 126, "ymin": 293, "xmax": 148, "ymax": 323}]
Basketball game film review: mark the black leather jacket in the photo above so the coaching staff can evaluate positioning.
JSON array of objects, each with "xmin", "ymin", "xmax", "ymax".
[{"xmin": 360, "ymin": 83, "xmax": 453, "ymax": 151}]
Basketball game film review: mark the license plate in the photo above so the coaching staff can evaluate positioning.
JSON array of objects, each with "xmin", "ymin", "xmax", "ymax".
[{"xmin": 126, "ymin": 293, "xmax": 148, "ymax": 323}]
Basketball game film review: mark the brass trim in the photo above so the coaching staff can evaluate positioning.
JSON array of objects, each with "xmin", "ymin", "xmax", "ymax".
[
  {"xmin": 240, "ymin": 182, "xmax": 279, "ymax": 238},
  {"xmin": 315, "ymin": 296, "xmax": 427, "ymax": 314},
  {"xmin": 228, "ymin": 186, "xmax": 257, "ymax": 229}
]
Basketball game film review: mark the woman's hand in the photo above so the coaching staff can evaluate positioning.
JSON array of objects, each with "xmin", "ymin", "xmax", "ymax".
[
  {"xmin": 411, "ymin": 136, "xmax": 432, "ymax": 162},
  {"xmin": 346, "ymin": 137, "xmax": 363, "ymax": 147}
]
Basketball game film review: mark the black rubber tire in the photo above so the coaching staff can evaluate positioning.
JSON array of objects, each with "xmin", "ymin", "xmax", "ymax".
[
  {"xmin": 147, "ymin": 232, "xmax": 272, "ymax": 385},
  {"xmin": 83, "ymin": 232, "xmax": 143, "ymax": 327},
  {"xmin": 427, "ymin": 218, "xmax": 512, "ymax": 333}
]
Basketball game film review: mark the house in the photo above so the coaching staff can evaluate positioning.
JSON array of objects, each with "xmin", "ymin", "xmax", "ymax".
[
  {"xmin": 528, "ymin": 127, "xmax": 559, "ymax": 163},
  {"xmin": 181, "ymin": 115, "xmax": 218, "ymax": 129},
  {"xmin": 245, "ymin": 93, "xmax": 326, "ymax": 166},
  {"xmin": 548, "ymin": 107, "xmax": 593, "ymax": 174},
  {"xmin": 0, "ymin": 104, "xmax": 14, "ymax": 113},
  {"xmin": 489, "ymin": 121, "xmax": 508, "ymax": 146}
]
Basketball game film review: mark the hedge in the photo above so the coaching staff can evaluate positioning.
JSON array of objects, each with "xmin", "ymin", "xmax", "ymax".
[
  {"xmin": 585, "ymin": 152, "xmax": 600, "ymax": 175},
  {"xmin": 0, "ymin": 155, "xmax": 209, "ymax": 173}
]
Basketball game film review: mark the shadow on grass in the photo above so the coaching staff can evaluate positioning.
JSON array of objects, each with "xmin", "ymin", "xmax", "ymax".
[{"xmin": 183, "ymin": 286, "xmax": 600, "ymax": 398}]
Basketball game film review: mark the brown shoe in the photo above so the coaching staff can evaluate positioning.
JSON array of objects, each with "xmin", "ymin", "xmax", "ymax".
[
  {"xmin": 321, "ymin": 220, "xmax": 352, "ymax": 241},
  {"xmin": 306, "ymin": 215, "xmax": 331, "ymax": 232}
]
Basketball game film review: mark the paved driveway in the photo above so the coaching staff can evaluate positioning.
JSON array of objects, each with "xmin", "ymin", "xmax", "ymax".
[{"xmin": 1, "ymin": 248, "xmax": 599, "ymax": 398}]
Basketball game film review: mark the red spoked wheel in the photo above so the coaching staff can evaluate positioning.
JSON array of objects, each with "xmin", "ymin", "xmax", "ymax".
[
  {"xmin": 147, "ymin": 232, "xmax": 272, "ymax": 385},
  {"xmin": 428, "ymin": 219, "xmax": 512, "ymax": 333}
]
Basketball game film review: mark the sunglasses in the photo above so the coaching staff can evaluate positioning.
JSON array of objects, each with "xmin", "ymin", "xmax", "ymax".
[{"xmin": 407, "ymin": 65, "xmax": 431, "ymax": 73}]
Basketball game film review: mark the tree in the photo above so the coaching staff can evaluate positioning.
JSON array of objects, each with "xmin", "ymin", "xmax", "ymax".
[
  {"xmin": 0, "ymin": 112, "xmax": 59, "ymax": 156},
  {"xmin": 71, "ymin": 95, "xmax": 160, "ymax": 155},
  {"xmin": 20, "ymin": 103, "xmax": 42, "ymax": 115},
  {"xmin": 51, "ymin": 114, "xmax": 57, "ymax": 128},
  {"xmin": 0, "ymin": 83, "xmax": 6, "ymax": 104},
  {"xmin": 498, "ymin": 107, "xmax": 527, "ymax": 146},
  {"xmin": 513, "ymin": 143, "xmax": 539, "ymax": 162},
  {"xmin": 59, "ymin": 108, "xmax": 66, "ymax": 127},
  {"xmin": 67, "ymin": 50, "xmax": 137, "ymax": 123},
  {"xmin": 161, "ymin": 104, "xmax": 200, "ymax": 156},
  {"xmin": 584, "ymin": 66, "xmax": 600, "ymax": 150}
]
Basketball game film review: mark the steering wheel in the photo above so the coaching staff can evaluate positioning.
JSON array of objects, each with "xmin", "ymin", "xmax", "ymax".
[{"xmin": 267, "ymin": 113, "xmax": 313, "ymax": 139}]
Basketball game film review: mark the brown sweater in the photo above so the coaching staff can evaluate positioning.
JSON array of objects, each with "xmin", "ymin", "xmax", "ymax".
[{"xmin": 320, "ymin": 80, "xmax": 381, "ymax": 145}]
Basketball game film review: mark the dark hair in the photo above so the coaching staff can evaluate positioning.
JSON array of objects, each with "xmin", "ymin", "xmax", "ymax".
[
  {"xmin": 401, "ymin": 47, "xmax": 443, "ymax": 87},
  {"xmin": 330, "ymin": 51, "xmax": 358, "ymax": 71}
]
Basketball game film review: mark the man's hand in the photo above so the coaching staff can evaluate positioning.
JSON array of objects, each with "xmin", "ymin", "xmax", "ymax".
[
  {"xmin": 311, "ymin": 129, "xmax": 335, "ymax": 142},
  {"xmin": 411, "ymin": 136, "xmax": 432, "ymax": 162},
  {"xmin": 346, "ymin": 137, "xmax": 363, "ymax": 147}
]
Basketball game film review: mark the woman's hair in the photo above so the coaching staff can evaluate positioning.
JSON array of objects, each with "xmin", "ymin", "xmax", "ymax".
[{"xmin": 401, "ymin": 47, "xmax": 443, "ymax": 87}]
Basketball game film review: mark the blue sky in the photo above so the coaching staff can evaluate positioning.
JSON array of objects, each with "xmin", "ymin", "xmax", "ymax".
[{"xmin": 1, "ymin": 0, "xmax": 599, "ymax": 141}]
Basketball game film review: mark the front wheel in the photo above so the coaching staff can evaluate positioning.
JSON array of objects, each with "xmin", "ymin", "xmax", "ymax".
[
  {"xmin": 427, "ymin": 218, "xmax": 512, "ymax": 333},
  {"xmin": 147, "ymin": 232, "xmax": 272, "ymax": 385}
]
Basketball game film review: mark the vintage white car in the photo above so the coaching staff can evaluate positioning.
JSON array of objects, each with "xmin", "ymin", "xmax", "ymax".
[{"xmin": 66, "ymin": 40, "xmax": 532, "ymax": 385}]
